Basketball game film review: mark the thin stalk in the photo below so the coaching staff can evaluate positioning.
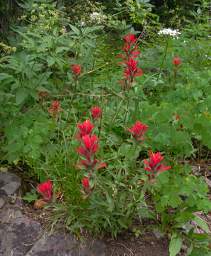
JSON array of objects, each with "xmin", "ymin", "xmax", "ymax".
[{"xmin": 157, "ymin": 39, "xmax": 169, "ymax": 80}]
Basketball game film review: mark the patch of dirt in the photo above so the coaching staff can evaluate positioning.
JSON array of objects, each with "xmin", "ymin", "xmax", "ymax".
[
  {"xmin": 21, "ymin": 204, "xmax": 52, "ymax": 226},
  {"xmin": 105, "ymin": 232, "xmax": 169, "ymax": 256}
]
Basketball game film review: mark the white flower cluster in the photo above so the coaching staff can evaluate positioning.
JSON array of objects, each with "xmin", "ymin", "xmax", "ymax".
[
  {"xmin": 90, "ymin": 12, "xmax": 107, "ymax": 24},
  {"xmin": 158, "ymin": 28, "xmax": 181, "ymax": 38}
]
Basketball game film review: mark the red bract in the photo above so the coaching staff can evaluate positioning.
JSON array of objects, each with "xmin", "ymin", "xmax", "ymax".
[
  {"xmin": 80, "ymin": 159, "xmax": 98, "ymax": 169},
  {"xmin": 172, "ymin": 56, "xmax": 182, "ymax": 66},
  {"xmin": 48, "ymin": 100, "xmax": 61, "ymax": 116},
  {"xmin": 143, "ymin": 152, "xmax": 171, "ymax": 174},
  {"xmin": 91, "ymin": 106, "xmax": 102, "ymax": 120},
  {"xmin": 77, "ymin": 120, "xmax": 94, "ymax": 139},
  {"xmin": 128, "ymin": 121, "xmax": 148, "ymax": 141},
  {"xmin": 82, "ymin": 177, "xmax": 90, "ymax": 189},
  {"xmin": 37, "ymin": 180, "xmax": 53, "ymax": 201},
  {"xmin": 123, "ymin": 34, "xmax": 137, "ymax": 45},
  {"xmin": 124, "ymin": 58, "xmax": 143, "ymax": 82},
  {"xmin": 79, "ymin": 159, "xmax": 107, "ymax": 170},
  {"xmin": 71, "ymin": 64, "xmax": 81, "ymax": 76},
  {"xmin": 78, "ymin": 134, "xmax": 99, "ymax": 160},
  {"xmin": 130, "ymin": 50, "xmax": 141, "ymax": 59},
  {"xmin": 96, "ymin": 161, "xmax": 107, "ymax": 170}
]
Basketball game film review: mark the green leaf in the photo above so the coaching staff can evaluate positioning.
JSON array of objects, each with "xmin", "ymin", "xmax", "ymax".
[
  {"xmin": 16, "ymin": 88, "xmax": 28, "ymax": 105},
  {"xmin": 193, "ymin": 215, "xmax": 210, "ymax": 233},
  {"xmin": 69, "ymin": 24, "xmax": 80, "ymax": 35},
  {"xmin": 22, "ymin": 192, "xmax": 38, "ymax": 203},
  {"xmin": 169, "ymin": 233, "xmax": 183, "ymax": 256}
]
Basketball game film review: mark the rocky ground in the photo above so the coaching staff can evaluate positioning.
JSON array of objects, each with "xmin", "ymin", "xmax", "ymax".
[
  {"xmin": 4, "ymin": 171, "xmax": 204, "ymax": 256},
  {"xmin": 0, "ymin": 172, "xmax": 107, "ymax": 256}
]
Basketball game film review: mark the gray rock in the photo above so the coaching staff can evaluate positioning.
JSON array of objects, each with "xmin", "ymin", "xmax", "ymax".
[
  {"xmin": 0, "ymin": 215, "xmax": 42, "ymax": 256},
  {"xmin": 26, "ymin": 232, "xmax": 106, "ymax": 256},
  {"xmin": 0, "ymin": 198, "xmax": 5, "ymax": 208},
  {"xmin": 0, "ymin": 172, "xmax": 21, "ymax": 196},
  {"xmin": 0, "ymin": 206, "xmax": 23, "ymax": 223}
]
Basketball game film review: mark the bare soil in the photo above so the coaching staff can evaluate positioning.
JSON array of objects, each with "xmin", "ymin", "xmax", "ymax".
[{"xmin": 105, "ymin": 232, "xmax": 169, "ymax": 256}]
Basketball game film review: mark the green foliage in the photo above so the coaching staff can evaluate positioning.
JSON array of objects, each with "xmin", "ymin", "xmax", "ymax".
[{"xmin": 0, "ymin": 0, "xmax": 210, "ymax": 254}]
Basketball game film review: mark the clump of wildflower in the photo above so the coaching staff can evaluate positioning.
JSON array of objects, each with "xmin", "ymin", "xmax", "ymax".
[
  {"xmin": 143, "ymin": 152, "xmax": 171, "ymax": 177},
  {"xmin": 37, "ymin": 180, "xmax": 53, "ymax": 201},
  {"xmin": 118, "ymin": 33, "xmax": 143, "ymax": 90},
  {"xmin": 128, "ymin": 121, "xmax": 148, "ymax": 142},
  {"xmin": 158, "ymin": 28, "xmax": 181, "ymax": 38},
  {"xmin": 91, "ymin": 106, "xmax": 102, "ymax": 120}
]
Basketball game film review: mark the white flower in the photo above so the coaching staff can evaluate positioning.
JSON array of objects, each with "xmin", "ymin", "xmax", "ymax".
[
  {"xmin": 81, "ymin": 21, "xmax": 85, "ymax": 27},
  {"xmin": 158, "ymin": 28, "xmax": 181, "ymax": 38},
  {"xmin": 90, "ymin": 12, "xmax": 107, "ymax": 24}
]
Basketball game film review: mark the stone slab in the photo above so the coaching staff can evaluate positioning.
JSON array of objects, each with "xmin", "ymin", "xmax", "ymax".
[
  {"xmin": 26, "ymin": 232, "xmax": 106, "ymax": 256},
  {"xmin": 0, "ymin": 172, "xmax": 21, "ymax": 196},
  {"xmin": 0, "ymin": 215, "xmax": 42, "ymax": 256}
]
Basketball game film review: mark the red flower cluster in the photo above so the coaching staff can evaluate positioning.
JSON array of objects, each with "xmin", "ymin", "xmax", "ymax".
[
  {"xmin": 78, "ymin": 134, "xmax": 99, "ymax": 163},
  {"xmin": 124, "ymin": 58, "xmax": 143, "ymax": 83},
  {"xmin": 118, "ymin": 33, "xmax": 143, "ymax": 89},
  {"xmin": 144, "ymin": 152, "xmax": 171, "ymax": 175},
  {"xmin": 48, "ymin": 100, "xmax": 61, "ymax": 117},
  {"xmin": 71, "ymin": 64, "xmax": 81, "ymax": 76},
  {"xmin": 77, "ymin": 119, "xmax": 94, "ymax": 139},
  {"xmin": 76, "ymin": 119, "xmax": 106, "ymax": 190},
  {"xmin": 37, "ymin": 180, "xmax": 53, "ymax": 201},
  {"xmin": 128, "ymin": 121, "xmax": 148, "ymax": 141},
  {"xmin": 172, "ymin": 56, "xmax": 182, "ymax": 66},
  {"xmin": 91, "ymin": 106, "xmax": 102, "ymax": 120}
]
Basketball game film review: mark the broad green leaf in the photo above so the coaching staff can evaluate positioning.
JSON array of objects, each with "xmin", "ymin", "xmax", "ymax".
[
  {"xmin": 169, "ymin": 233, "xmax": 183, "ymax": 256},
  {"xmin": 22, "ymin": 192, "xmax": 38, "ymax": 203},
  {"xmin": 193, "ymin": 215, "xmax": 210, "ymax": 233}
]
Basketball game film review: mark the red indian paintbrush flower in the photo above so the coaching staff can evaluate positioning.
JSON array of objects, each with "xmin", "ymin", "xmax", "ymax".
[
  {"xmin": 124, "ymin": 58, "xmax": 143, "ymax": 82},
  {"xmin": 128, "ymin": 121, "xmax": 148, "ymax": 141},
  {"xmin": 172, "ymin": 56, "xmax": 182, "ymax": 66},
  {"xmin": 71, "ymin": 64, "xmax": 81, "ymax": 76},
  {"xmin": 37, "ymin": 180, "xmax": 53, "ymax": 201},
  {"xmin": 77, "ymin": 119, "xmax": 94, "ymax": 139},
  {"xmin": 143, "ymin": 152, "xmax": 171, "ymax": 174},
  {"xmin": 82, "ymin": 177, "xmax": 90, "ymax": 189},
  {"xmin": 77, "ymin": 134, "xmax": 99, "ymax": 160},
  {"xmin": 118, "ymin": 33, "xmax": 142, "ymax": 90},
  {"xmin": 91, "ymin": 106, "xmax": 102, "ymax": 120},
  {"xmin": 48, "ymin": 100, "xmax": 61, "ymax": 116},
  {"xmin": 123, "ymin": 34, "xmax": 137, "ymax": 45}
]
